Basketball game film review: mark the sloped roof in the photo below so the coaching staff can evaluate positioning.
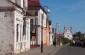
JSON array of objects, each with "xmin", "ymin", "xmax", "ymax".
[
  {"xmin": 28, "ymin": 0, "xmax": 41, "ymax": 7},
  {"xmin": 54, "ymin": 34, "xmax": 64, "ymax": 37},
  {"xmin": 28, "ymin": 0, "xmax": 47, "ymax": 15}
]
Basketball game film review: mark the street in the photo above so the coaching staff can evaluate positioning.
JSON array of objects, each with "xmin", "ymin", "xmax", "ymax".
[
  {"xmin": 8, "ymin": 45, "xmax": 60, "ymax": 55},
  {"xmin": 3, "ymin": 44, "xmax": 85, "ymax": 55},
  {"xmin": 54, "ymin": 44, "xmax": 85, "ymax": 55}
]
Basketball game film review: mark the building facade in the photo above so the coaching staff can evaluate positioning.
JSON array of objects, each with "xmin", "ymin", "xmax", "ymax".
[
  {"xmin": 0, "ymin": 0, "xmax": 53, "ymax": 54},
  {"xmin": 0, "ymin": 0, "xmax": 30, "ymax": 54},
  {"xmin": 49, "ymin": 20, "xmax": 53, "ymax": 45},
  {"xmin": 28, "ymin": 0, "xmax": 51, "ymax": 47},
  {"xmin": 64, "ymin": 27, "xmax": 73, "ymax": 40}
]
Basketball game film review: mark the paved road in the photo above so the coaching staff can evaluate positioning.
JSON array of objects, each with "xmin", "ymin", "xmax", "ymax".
[{"xmin": 54, "ymin": 45, "xmax": 85, "ymax": 55}]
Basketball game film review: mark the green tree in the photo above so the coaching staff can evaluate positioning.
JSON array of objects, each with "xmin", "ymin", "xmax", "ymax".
[
  {"xmin": 60, "ymin": 37, "xmax": 71, "ymax": 45},
  {"xmin": 74, "ymin": 31, "xmax": 82, "ymax": 40}
]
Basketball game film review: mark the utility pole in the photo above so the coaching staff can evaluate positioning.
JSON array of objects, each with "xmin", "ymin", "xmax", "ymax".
[{"xmin": 55, "ymin": 23, "xmax": 60, "ymax": 46}]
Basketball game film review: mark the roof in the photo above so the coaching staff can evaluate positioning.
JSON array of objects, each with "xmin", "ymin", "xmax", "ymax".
[
  {"xmin": 54, "ymin": 34, "xmax": 64, "ymax": 37},
  {"xmin": 28, "ymin": 0, "xmax": 41, "ymax": 7},
  {"xmin": 28, "ymin": 0, "xmax": 48, "ymax": 15}
]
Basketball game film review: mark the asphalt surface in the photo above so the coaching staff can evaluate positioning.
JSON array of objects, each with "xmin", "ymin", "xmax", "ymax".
[{"xmin": 54, "ymin": 45, "xmax": 85, "ymax": 55}]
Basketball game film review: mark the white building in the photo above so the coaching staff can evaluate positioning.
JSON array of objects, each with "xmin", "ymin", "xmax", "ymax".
[
  {"xmin": 0, "ymin": 0, "xmax": 30, "ymax": 54},
  {"xmin": 28, "ymin": 8, "xmax": 47, "ymax": 46},
  {"xmin": 64, "ymin": 27, "xmax": 73, "ymax": 40},
  {"xmin": 49, "ymin": 21, "xmax": 53, "ymax": 45},
  {"xmin": 28, "ymin": 0, "xmax": 48, "ymax": 46},
  {"xmin": 49, "ymin": 26, "xmax": 53, "ymax": 45},
  {"xmin": 37, "ymin": 9, "xmax": 47, "ymax": 45}
]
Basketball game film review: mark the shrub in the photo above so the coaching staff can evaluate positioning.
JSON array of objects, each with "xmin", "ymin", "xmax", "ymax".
[{"xmin": 60, "ymin": 37, "xmax": 72, "ymax": 45}]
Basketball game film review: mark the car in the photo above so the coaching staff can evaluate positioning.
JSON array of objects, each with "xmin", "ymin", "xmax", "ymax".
[
  {"xmin": 81, "ymin": 40, "xmax": 85, "ymax": 46},
  {"xmin": 75, "ymin": 40, "xmax": 80, "ymax": 46},
  {"xmin": 75, "ymin": 40, "xmax": 85, "ymax": 46}
]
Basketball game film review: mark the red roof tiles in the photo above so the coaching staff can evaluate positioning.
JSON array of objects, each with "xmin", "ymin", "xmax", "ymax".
[{"xmin": 28, "ymin": 0, "xmax": 41, "ymax": 7}]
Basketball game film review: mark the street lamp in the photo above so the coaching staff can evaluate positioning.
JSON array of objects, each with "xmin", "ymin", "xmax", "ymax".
[
  {"xmin": 41, "ymin": 6, "xmax": 50, "ymax": 53},
  {"xmin": 55, "ymin": 23, "xmax": 60, "ymax": 46}
]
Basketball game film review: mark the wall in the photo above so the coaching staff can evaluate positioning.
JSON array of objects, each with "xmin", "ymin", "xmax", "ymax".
[
  {"xmin": 0, "ymin": 0, "xmax": 12, "ymax": 7},
  {"xmin": 0, "ymin": 11, "xmax": 14, "ymax": 54},
  {"xmin": 11, "ymin": 0, "xmax": 28, "ymax": 8},
  {"xmin": 43, "ymin": 12, "xmax": 47, "ymax": 45},
  {"xmin": 37, "ymin": 9, "xmax": 42, "ymax": 45},
  {"xmin": 26, "ymin": 17, "xmax": 30, "ymax": 50},
  {"xmin": 49, "ymin": 25, "xmax": 53, "ymax": 45},
  {"xmin": 64, "ymin": 29, "xmax": 73, "ymax": 40},
  {"xmin": 37, "ymin": 9, "xmax": 47, "ymax": 45},
  {"xmin": 14, "ymin": 9, "xmax": 24, "ymax": 53},
  {"xmin": 0, "ymin": 0, "xmax": 30, "ymax": 54},
  {"xmin": 14, "ymin": 9, "xmax": 30, "ymax": 53},
  {"xmin": 46, "ymin": 21, "xmax": 50, "ymax": 46},
  {"xmin": 2, "ymin": 0, "xmax": 28, "ymax": 9}
]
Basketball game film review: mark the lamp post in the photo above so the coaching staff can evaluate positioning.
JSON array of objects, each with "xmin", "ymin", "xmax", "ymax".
[
  {"xmin": 55, "ymin": 23, "xmax": 60, "ymax": 46},
  {"xmin": 41, "ymin": 6, "xmax": 50, "ymax": 53}
]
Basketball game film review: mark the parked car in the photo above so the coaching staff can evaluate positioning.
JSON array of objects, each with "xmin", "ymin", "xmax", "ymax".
[
  {"xmin": 74, "ymin": 40, "xmax": 85, "ymax": 46},
  {"xmin": 75, "ymin": 40, "xmax": 80, "ymax": 46},
  {"xmin": 81, "ymin": 40, "xmax": 85, "ymax": 46}
]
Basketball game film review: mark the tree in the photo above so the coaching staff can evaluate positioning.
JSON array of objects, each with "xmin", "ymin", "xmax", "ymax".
[
  {"xmin": 74, "ymin": 31, "xmax": 82, "ymax": 40},
  {"xmin": 60, "ymin": 37, "xmax": 71, "ymax": 45}
]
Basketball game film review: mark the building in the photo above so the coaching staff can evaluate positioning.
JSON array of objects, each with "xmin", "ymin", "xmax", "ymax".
[
  {"xmin": 52, "ymin": 28, "xmax": 54, "ymax": 45},
  {"xmin": 0, "ymin": 0, "xmax": 52, "ymax": 54},
  {"xmin": 64, "ymin": 27, "xmax": 73, "ymax": 40},
  {"xmin": 28, "ymin": 0, "xmax": 50, "ymax": 47},
  {"xmin": 28, "ymin": 0, "xmax": 41, "ymax": 48},
  {"xmin": 0, "ymin": 0, "xmax": 30, "ymax": 54},
  {"xmin": 45, "ymin": 18, "xmax": 50, "ymax": 46},
  {"xmin": 49, "ymin": 20, "xmax": 53, "ymax": 45}
]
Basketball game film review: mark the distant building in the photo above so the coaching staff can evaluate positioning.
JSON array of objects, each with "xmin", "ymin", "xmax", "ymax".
[
  {"xmin": 48, "ymin": 19, "xmax": 53, "ymax": 45},
  {"xmin": 73, "ymin": 33, "xmax": 85, "ymax": 41},
  {"xmin": 64, "ymin": 27, "xmax": 73, "ymax": 40},
  {"xmin": 56, "ymin": 34, "xmax": 64, "ymax": 37}
]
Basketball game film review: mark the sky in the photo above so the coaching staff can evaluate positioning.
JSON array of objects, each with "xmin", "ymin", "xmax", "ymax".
[{"xmin": 40, "ymin": 0, "xmax": 85, "ymax": 34}]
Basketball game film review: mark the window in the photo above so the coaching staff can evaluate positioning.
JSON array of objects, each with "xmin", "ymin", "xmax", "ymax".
[
  {"xmin": 30, "ymin": 19, "xmax": 34, "ymax": 31},
  {"xmin": 35, "ymin": 18, "xmax": 38, "ymax": 25},
  {"xmin": 16, "ymin": 24, "xmax": 19, "ymax": 42},
  {"xmin": 23, "ymin": 0, "xmax": 25, "ymax": 8},
  {"xmin": 30, "ymin": 19, "xmax": 34, "ymax": 40},
  {"xmin": 23, "ymin": 18, "xmax": 26, "ymax": 35},
  {"xmin": 20, "ymin": 25, "xmax": 22, "ymax": 41},
  {"xmin": 67, "ymin": 35, "xmax": 69, "ymax": 37}
]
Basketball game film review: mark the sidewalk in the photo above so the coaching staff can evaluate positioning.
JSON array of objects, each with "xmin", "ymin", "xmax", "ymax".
[{"xmin": 10, "ymin": 45, "xmax": 61, "ymax": 55}]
